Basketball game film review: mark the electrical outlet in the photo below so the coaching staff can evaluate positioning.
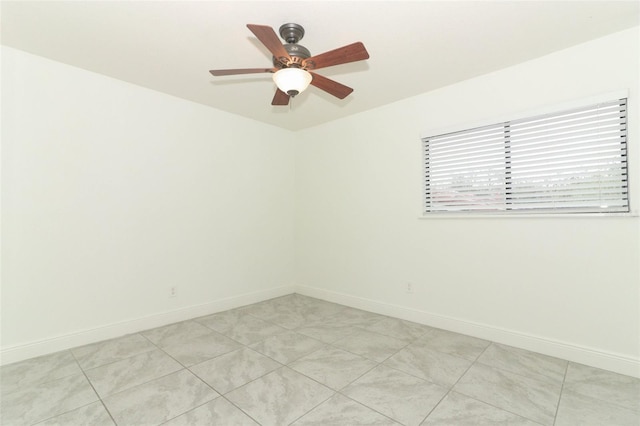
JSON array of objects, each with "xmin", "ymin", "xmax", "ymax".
[
  {"xmin": 405, "ymin": 282, "xmax": 414, "ymax": 294},
  {"xmin": 170, "ymin": 286, "xmax": 177, "ymax": 298}
]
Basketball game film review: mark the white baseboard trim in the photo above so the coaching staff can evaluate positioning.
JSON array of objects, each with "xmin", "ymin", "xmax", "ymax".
[
  {"xmin": 0, "ymin": 285, "xmax": 294, "ymax": 366},
  {"xmin": 295, "ymin": 285, "xmax": 640, "ymax": 378}
]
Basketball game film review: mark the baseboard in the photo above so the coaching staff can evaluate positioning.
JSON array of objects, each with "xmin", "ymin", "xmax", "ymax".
[
  {"xmin": 295, "ymin": 285, "xmax": 640, "ymax": 378},
  {"xmin": 5, "ymin": 284, "xmax": 638, "ymax": 378},
  {"xmin": 0, "ymin": 285, "xmax": 294, "ymax": 366}
]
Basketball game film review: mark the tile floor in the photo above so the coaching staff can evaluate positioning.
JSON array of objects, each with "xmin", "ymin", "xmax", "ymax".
[{"xmin": 1, "ymin": 294, "xmax": 639, "ymax": 425}]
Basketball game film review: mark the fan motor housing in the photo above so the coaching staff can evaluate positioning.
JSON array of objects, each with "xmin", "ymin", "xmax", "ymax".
[
  {"xmin": 273, "ymin": 23, "xmax": 311, "ymax": 69},
  {"xmin": 274, "ymin": 44, "xmax": 311, "ymax": 68}
]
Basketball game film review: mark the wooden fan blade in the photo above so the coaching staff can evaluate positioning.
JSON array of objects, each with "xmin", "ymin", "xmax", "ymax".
[
  {"xmin": 247, "ymin": 24, "xmax": 290, "ymax": 64},
  {"xmin": 209, "ymin": 68, "xmax": 273, "ymax": 76},
  {"xmin": 271, "ymin": 89, "xmax": 290, "ymax": 106},
  {"xmin": 309, "ymin": 72, "xmax": 354, "ymax": 99},
  {"xmin": 303, "ymin": 42, "xmax": 369, "ymax": 70}
]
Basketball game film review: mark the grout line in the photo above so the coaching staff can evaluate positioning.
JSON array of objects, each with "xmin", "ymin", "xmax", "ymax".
[
  {"xmin": 156, "ymin": 398, "xmax": 214, "ymax": 425},
  {"xmin": 218, "ymin": 394, "xmax": 264, "ymax": 425},
  {"xmin": 72, "ymin": 333, "xmax": 158, "ymax": 371},
  {"xmin": 418, "ymin": 390, "xmax": 450, "ymax": 425},
  {"xmin": 418, "ymin": 342, "xmax": 492, "ymax": 424},
  {"xmin": 285, "ymin": 383, "xmax": 336, "ymax": 425},
  {"xmin": 447, "ymin": 343, "xmax": 556, "ymax": 425},
  {"xmin": 552, "ymin": 361, "xmax": 570, "ymax": 425},
  {"xmin": 336, "ymin": 392, "xmax": 401, "ymax": 425},
  {"xmin": 0, "ymin": 351, "xmax": 83, "ymax": 398},
  {"xmin": 9, "ymin": 294, "xmax": 639, "ymax": 426},
  {"xmin": 68, "ymin": 350, "xmax": 119, "ymax": 426},
  {"xmin": 98, "ymin": 399, "xmax": 118, "ymax": 426}
]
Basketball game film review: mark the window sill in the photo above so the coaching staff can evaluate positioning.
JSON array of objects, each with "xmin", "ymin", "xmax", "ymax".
[{"xmin": 418, "ymin": 211, "xmax": 639, "ymax": 219}]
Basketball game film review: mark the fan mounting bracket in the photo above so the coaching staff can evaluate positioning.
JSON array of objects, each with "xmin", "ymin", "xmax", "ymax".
[{"xmin": 279, "ymin": 23, "xmax": 305, "ymax": 44}]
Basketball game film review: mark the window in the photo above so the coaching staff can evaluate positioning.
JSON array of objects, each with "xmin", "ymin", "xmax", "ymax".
[{"xmin": 422, "ymin": 98, "xmax": 629, "ymax": 215}]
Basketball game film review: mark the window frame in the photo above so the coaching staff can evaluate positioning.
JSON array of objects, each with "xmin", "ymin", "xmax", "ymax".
[{"xmin": 419, "ymin": 92, "xmax": 635, "ymax": 218}]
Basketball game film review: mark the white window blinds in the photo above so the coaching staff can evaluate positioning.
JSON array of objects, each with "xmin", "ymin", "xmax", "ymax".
[{"xmin": 423, "ymin": 98, "xmax": 628, "ymax": 214}]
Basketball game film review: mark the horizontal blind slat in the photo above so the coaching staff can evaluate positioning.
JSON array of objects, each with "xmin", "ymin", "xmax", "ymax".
[{"xmin": 423, "ymin": 98, "xmax": 628, "ymax": 214}]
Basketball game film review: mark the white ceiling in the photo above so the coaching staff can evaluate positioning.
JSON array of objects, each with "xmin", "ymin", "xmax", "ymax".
[{"xmin": 2, "ymin": 1, "xmax": 638, "ymax": 131}]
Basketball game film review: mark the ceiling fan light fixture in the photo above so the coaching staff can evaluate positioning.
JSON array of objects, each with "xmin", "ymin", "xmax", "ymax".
[
  {"xmin": 272, "ymin": 68, "xmax": 312, "ymax": 97},
  {"xmin": 209, "ymin": 23, "xmax": 369, "ymax": 106}
]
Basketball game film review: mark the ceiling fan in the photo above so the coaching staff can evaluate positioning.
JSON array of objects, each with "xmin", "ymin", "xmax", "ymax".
[{"xmin": 209, "ymin": 23, "xmax": 369, "ymax": 106}]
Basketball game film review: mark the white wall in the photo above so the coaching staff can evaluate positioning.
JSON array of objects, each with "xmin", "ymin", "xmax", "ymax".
[
  {"xmin": 2, "ymin": 27, "xmax": 639, "ymax": 377},
  {"xmin": 1, "ymin": 47, "xmax": 295, "ymax": 363},
  {"xmin": 295, "ymin": 27, "xmax": 640, "ymax": 377}
]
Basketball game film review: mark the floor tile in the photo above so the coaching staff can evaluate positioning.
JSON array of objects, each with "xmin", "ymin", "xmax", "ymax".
[
  {"xmin": 417, "ymin": 328, "xmax": 490, "ymax": 361},
  {"xmin": 476, "ymin": 343, "xmax": 567, "ymax": 385},
  {"xmin": 0, "ymin": 350, "xmax": 81, "ymax": 396},
  {"xmin": 271, "ymin": 294, "xmax": 315, "ymax": 308},
  {"xmin": 292, "ymin": 393, "xmax": 401, "ymax": 425},
  {"xmin": 163, "ymin": 397, "xmax": 259, "ymax": 425},
  {"xmin": 332, "ymin": 329, "xmax": 408, "ymax": 362},
  {"xmin": 205, "ymin": 313, "xmax": 287, "ymax": 345},
  {"xmin": 295, "ymin": 321, "xmax": 358, "ymax": 344},
  {"xmin": 238, "ymin": 299, "xmax": 281, "ymax": 320},
  {"xmin": 161, "ymin": 331, "xmax": 241, "ymax": 366},
  {"xmin": 103, "ymin": 369, "xmax": 218, "ymax": 425},
  {"xmin": 141, "ymin": 320, "xmax": 213, "ymax": 348},
  {"xmin": 0, "ymin": 373, "xmax": 99, "ymax": 426},
  {"xmin": 289, "ymin": 346, "xmax": 377, "ymax": 390},
  {"xmin": 300, "ymin": 299, "xmax": 346, "ymax": 319},
  {"xmin": 247, "ymin": 295, "xmax": 344, "ymax": 329},
  {"xmin": 225, "ymin": 367, "xmax": 334, "ymax": 426},
  {"xmin": 35, "ymin": 401, "xmax": 114, "ymax": 426},
  {"xmin": 196, "ymin": 308, "xmax": 248, "ymax": 333},
  {"xmin": 422, "ymin": 391, "xmax": 540, "ymax": 425},
  {"xmin": 453, "ymin": 363, "xmax": 561, "ymax": 425},
  {"xmin": 241, "ymin": 297, "xmax": 312, "ymax": 328},
  {"xmin": 71, "ymin": 333, "xmax": 156, "ymax": 370},
  {"xmin": 249, "ymin": 330, "xmax": 325, "ymax": 364},
  {"xmin": 189, "ymin": 347, "xmax": 281, "ymax": 394},
  {"xmin": 333, "ymin": 307, "xmax": 387, "ymax": 327},
  {"xmin": 555, "ymin": 389, "xmax": 640, "ymax": 426},
  {"xmin": 384, "ymin": 339, "xmax": 472, "ymax": 387},
  {"xmin": 255, "ymin": 310, "xmax": 312, "ymax": 329},
  {"xmin": 341, "ymin": 365, "xmax": 448, "ymax": 426},
  {"xmin": 8, "ymin": 294, "xmax": 640, "ymax": 426},
  {"xmin": 85, "ymin": 349, "xmax": 182, "ymax": 397},
  {"xmin": 364, "ymin": 317, "xmax": 432, "ymax": 342},
  {"xmin": 272, "ymin": 295, "xmax": 343, "ymax": 317},
  {"xmin": 563, "ymin": 362, "xmax": 640, "ymax": 411}
]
